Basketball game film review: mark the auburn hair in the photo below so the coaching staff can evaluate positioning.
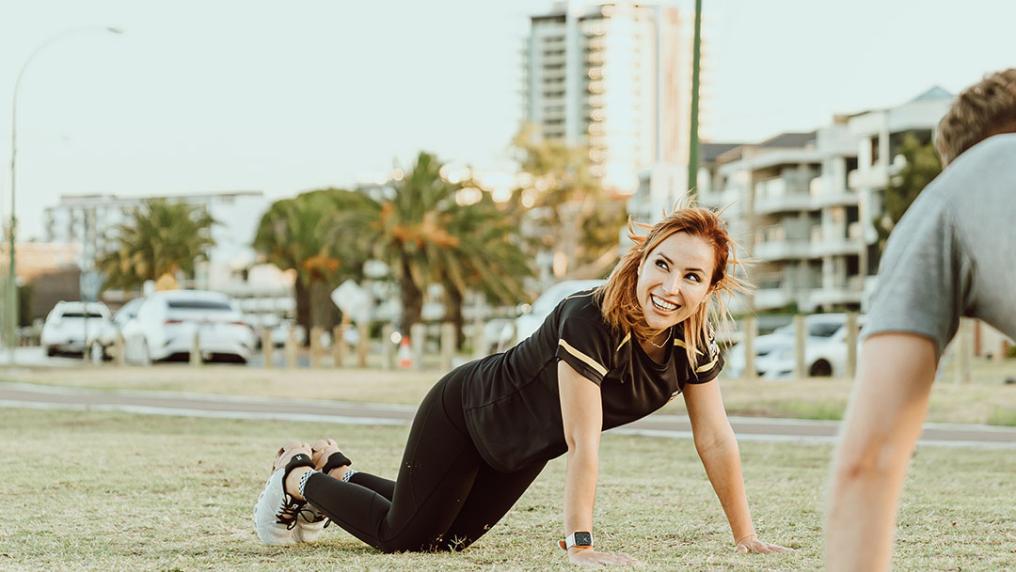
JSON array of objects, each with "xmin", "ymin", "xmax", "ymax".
[
  {"xmin": 596, "ymin": 204, "xmax": 746, "ymax": 363},
  {"xmin": 935, "ymin": 68, "xmax": 1016, "ymax": 165}
]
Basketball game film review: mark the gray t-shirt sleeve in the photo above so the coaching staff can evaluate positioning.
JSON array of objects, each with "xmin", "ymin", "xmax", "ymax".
[{"xmin": 864, "ymin": 200, "xmax": 975, "ymax": 357}]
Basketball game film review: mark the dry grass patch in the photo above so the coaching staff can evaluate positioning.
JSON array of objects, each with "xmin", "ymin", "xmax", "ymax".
[{"xmin": 0, "ymin": 408, "xmax": 1013, "ymax": 570}]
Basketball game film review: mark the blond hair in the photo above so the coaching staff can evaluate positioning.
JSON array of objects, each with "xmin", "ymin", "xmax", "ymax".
[
  {"xmin": 935, "ymin": 68, "xmax": 1016, "ymax": 165},
  {"xmin": 596, "ymin": 205, "xmax": 746, "ymax": 363}
]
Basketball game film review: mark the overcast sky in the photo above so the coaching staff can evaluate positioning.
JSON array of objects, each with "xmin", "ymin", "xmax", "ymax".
[{"xmin": 2, "ymin": 0, "xmax": 1013, "ymax": 240}]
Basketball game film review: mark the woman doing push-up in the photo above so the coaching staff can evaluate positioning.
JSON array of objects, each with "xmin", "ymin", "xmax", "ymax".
[{"xmin": 253, "ymin": 206, "xmax": 788, "ymax": 566}]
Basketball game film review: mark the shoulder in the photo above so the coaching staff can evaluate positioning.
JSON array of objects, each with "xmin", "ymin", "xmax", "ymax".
[{"xmin": 557, "ymin": 289, "xmax": 605, "ymax": 323}]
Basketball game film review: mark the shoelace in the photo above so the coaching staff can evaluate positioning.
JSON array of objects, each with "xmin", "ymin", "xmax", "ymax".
[{"xmin": 275, "ymin": 493, "xmax": 305, "ymax": 530}]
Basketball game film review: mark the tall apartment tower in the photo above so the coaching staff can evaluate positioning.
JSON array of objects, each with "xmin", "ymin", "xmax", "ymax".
[{"xmin": 523, "ymin": 1, "xmax": 694, "ymax": 194}]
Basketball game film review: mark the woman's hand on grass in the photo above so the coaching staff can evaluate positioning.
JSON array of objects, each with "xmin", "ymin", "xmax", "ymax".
[
  {"xmin": 734, "ymin": 534, "xmax": 791, "ymax": 554},
  {"xmin": 567, "ymin": 547, "xmax": 639, "ymax": 567}
]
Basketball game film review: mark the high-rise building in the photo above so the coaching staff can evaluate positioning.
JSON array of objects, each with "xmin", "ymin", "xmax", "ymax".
[{"xmin": 523, "ymin": 1, "xmax": 696, "ymax": 194}]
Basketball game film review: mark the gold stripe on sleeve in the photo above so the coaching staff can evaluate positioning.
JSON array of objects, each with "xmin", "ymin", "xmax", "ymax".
[
  {"xmin": 695, "ymin": 358, "xmax": 718, "ymax": 373},
  {"xmin": 559, "ymin": 339, "xmax": 608, "ymax": 377}
]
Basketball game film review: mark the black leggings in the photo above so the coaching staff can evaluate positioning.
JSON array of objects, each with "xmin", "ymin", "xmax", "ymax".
[{"xmin": 303, "ymin": 371, "xmax": 546, "ymax": 552}]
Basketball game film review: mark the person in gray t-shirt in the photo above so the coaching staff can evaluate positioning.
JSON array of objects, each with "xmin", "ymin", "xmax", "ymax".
[{"xmin": 826, "ymin": 68, "xmax": 1016, "ymax": 572}]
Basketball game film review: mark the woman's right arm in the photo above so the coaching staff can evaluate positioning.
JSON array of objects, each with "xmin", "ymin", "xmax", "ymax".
[{"xmin": 558, "ymin": 361, "xmax": 637, "ymax": 567}]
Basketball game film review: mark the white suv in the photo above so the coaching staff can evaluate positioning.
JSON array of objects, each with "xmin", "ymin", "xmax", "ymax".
[
  {"xmin": 726, "ymin": 314, "xmax": 865, "ymax": 379},
  {"xmin": 121, "ymin": 290, "xmax": 256, "ymax": 364},
  {"xmin": 41, "ymin": 301, "xmax": 116, "ymax": 357}
]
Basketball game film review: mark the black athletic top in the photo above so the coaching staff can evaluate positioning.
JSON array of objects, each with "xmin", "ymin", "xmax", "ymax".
[{"xmin": 459, "ymin": 289, "xmax": 723, "ymax": 472}]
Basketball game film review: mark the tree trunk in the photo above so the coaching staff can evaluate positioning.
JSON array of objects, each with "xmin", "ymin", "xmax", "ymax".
[
  {"xmin": 400, "ymin": 258, "xmax": 423, "ymax": 336},
  {"xmin": 294, "ymin": 278, "xmax": 311, "ymax": 346},
  {"xmin": 308, "ymin": 278, "xmax": 336, "ymax": 331},
  {"xmin": 444, "ymin": 282, "xmax": 465, "ymax": 350}
]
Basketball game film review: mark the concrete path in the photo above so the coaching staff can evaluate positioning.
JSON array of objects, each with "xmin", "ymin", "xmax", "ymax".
[{"xmin": 2, "ymin": 382, "xmax": 1014, "ymax": 449}]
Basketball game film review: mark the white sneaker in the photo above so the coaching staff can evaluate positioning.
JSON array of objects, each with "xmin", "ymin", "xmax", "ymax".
[
  {"xmin": 253, "ymin": 467, "xmax": 306, "ymax": 545},
  {"xmin": 295, "ymin": 505, "xmax": 330, "ymax": 542}
]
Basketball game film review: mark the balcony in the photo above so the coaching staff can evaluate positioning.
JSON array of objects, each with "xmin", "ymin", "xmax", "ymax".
[
  {"xmin": 753, "ymin": 239, "xmax": 812, "ymax": 261},
  {"xmin": 810, "ymin": 276, "xmax": 865, "ymax": 307},
  {"xmin": 754, "ymin": 193, "xmax": 815, "ymax": 214},
  {"xmin": 812, "ymin": 191, "xmax": 859, "ymax": 209},
  {"xmin": 848, "ymin": 165, "xmax": 888, "ymax": 189},
  {"xmin": 811, "ymin": 236, "xmax": 861, "ymax": 257},
  {"xmin": 755, "ymin": 288, "xmax": 794, "ymax": 311}
]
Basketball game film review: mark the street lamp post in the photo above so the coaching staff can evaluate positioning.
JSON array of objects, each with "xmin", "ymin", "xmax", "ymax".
[{"xmin": 5, "ymin": 26, "xmax": 123, "ymax": 363}]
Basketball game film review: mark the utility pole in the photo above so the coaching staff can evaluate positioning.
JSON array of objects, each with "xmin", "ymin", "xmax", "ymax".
[{"xmin": 686, "ymin": 0, "xmax": 703, "ymax": 196}]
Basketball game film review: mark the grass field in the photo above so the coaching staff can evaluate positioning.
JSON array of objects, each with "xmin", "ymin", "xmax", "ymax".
[
  {"xmin": 1, "ymin": 408, "xmax": 1013, "ymax": 571},
  {"xmin": 3, "ymin": 360, "xmax": 1016, "ymax": 425}
]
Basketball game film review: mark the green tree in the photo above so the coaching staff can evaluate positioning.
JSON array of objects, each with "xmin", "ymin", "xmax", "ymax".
[
  {"xmin": 97, "ymin": 199, "xmax": 216, "ymax": 291},
  {"xmin": 511, "ymin": 124, "xmax": 625, "ymax": 279},
  {"xmin": 877, "ymin": 133, "xmax": 942, "ymax": 253},
  {"xmin": 365, "ymin": 152, "xmax": 532, "ymax": 337},
  {"xmin": 436, "ymin": 188, "xmax": 532, "ymax": 347},
  {"xmin": 253, "ymin": 188, "xmax": 377, "ymax": 334}
]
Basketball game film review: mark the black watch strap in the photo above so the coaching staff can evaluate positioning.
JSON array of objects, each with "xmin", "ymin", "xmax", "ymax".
[{"xmin": 562, "ymin": 531, "xmax": 593, "ymax": 550}]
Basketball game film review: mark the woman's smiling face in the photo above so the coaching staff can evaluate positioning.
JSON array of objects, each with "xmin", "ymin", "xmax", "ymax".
[{"xmin": 636, "ymin": 231, "xmax": 716, "ymax": 331}]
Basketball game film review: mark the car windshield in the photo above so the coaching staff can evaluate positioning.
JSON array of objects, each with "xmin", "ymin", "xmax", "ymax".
[
  {"xmin": 61, "ymin": 312, "xmax": 104, "ymax": 319},
  {"xmin": 167, "ymin": 300, "xmax": 233, "ymax": 311},
  {"xmin": 808, "ymin": 323, "xmax": 842, "ymax": 337}
]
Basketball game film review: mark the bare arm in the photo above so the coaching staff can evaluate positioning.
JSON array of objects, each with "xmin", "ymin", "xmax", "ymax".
[
  {"xmin": 684, "ymin": 379, "xmax": 787, "ymax": 553},
  {"xmin": 824, "ymin": 333, "xmax": 938, "ymax": 572},
  {"xmin": 557, "ymin": 361, "xmax": 636, "ymax": 566}
]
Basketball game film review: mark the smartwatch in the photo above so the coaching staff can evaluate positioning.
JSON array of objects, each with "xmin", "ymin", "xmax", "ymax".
[{"xmin": 562, "ymin": 531, "xmax": 594, "ymax": 550}]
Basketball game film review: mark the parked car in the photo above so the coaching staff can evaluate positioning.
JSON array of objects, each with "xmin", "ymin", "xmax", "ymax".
[
  {"xmin": 41, "ymin": 301, "xmax": 117, "ymax": 357},
  {"xmin": 726, "ymin": 314, "xmax": 865, "ymax": 379},
  {"xmin": 120, "ymin": 290, "xmax": 256, "ymax": 364},
  {"xmin": 500, "ymin": 279, "xmax": 607, "ymax": 348}
]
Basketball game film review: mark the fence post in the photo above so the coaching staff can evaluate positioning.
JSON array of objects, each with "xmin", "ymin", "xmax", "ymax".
[
  {"xmin": 742, "ymin": 316, "xmax": 756, "ymax": 380},
  {"xmin": 845, "ymin": 312, "xmax": 859, "ymax": 379},
  {"xmin": 440, "ymin": 322, "xmax": 456, "ymax": 371},
  {"xmin": 793, "ymin": 315, "xmax": 806, "ymax": 380},
  {"xmin": 381, "ymin": 323, "xmax": 395, "ymax": 370},
  {"xmin": 114, "ymin": 332, "xmax": 126, "ymax": 367},
  {"xmin": 261, "ymin": 329, "xmax": 273, "ymax": 369},
  {"xmin": 333, "ymin": 320, "xmax": 347, "ymax": 368},
  {"xmin": 356, "ymin": 322, "xmax": 369, "ymax": 368},
  {"xmin": 309, "ymin": 326, "xmax": 323, "ymax": 369},
  {"xmin": 410, "ymin": 323, "xmax": 426, "ymax": 370},
  {"xmin": 955, "ymin": 318, "xmax": 973, "ymax": 384},
  {"xmin": 284, "ymin": 325, "xmax": 298, "ymax": 369},
  {"xmin": 190, "ymin": 329, "xmax": 202, "ymax": 367}
]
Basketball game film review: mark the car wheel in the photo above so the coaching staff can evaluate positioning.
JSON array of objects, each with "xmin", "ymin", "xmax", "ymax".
[
  {"xmin": 45, "ymin": 346, "xmax": 57, "ymax": 358},
  {"xmin": 809, "ymin": 359, "xmax": 833, "ymax": 377}
]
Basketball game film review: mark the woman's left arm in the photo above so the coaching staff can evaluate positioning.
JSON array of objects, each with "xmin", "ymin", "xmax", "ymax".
[{"xmin": 683, "ymin": 380, "xmax": 789, "ymax": 554}]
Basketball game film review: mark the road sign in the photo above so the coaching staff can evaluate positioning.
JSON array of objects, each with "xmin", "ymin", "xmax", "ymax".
[{"xmin": 331, "ymin": 280, "xmax": 371, "ymax": 324}]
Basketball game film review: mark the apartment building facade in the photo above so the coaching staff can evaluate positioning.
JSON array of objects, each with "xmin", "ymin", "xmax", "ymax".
[{"xmin": 697, "ymin": 88, "xmax": 952, "ymax": 313}]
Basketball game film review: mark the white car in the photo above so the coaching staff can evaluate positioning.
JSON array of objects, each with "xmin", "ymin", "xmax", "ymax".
[
  {"xmin": 41, "ymin": 301, "xmax": 117, "ymax": 357},
  {"xmin": 502, "ymin": 279, "xmax": 607, "ymax": 348},
  {"xmin": 121, "ymin": 290, "xmax": 256, "ymax": 365},
  {"xmin": 726, "ymin": 314, "xmax": 864, "ymax": 379}
]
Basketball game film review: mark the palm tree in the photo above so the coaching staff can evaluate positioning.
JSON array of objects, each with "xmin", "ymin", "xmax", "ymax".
[
  {"xmin": 97, "ymin": 199, "xmax": 216, "ymax": 291},
  {"xmin": 437, "ymin": 188, "xmax": 532, "ymax": 347},
  {"xmin": 365, "ymin": 152, "xmax": 532, "ymax": 338},
  {"xmin": 253, "ymin": 188, "xmax": 377, "ymax": 334}
]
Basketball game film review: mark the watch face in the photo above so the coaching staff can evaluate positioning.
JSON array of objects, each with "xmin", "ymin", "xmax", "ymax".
[{"xmin": 573, "ymin": 532, "xmax": 593, "ymax": 546}]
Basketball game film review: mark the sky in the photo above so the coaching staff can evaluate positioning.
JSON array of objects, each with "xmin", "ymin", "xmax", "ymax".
[{"xmin": 2, "ymin": 0, "xmax": 1014, "ymax": 240}]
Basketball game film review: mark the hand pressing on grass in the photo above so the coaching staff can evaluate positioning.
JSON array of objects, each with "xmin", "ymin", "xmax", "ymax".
[
  {"xmin": 567, "ymin": 547, "xmax": 639, "ymax": 567},
  {"xmin": 734, "ymin": 534, "xmax": 791, "ymax": 554}
]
